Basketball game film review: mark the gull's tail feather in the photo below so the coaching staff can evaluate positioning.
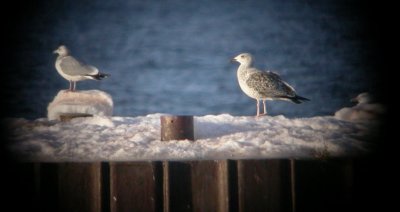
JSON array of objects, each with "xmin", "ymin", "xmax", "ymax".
[
  {"xmin": 289, "ymin": 95, "xmax": 310, "ymax": 104},
  {"xmin": 87, "ymin": 73, "xmax": 110, "ymax": 80}
]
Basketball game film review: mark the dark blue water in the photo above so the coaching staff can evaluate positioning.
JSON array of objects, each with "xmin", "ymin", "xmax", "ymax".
[{"xmin": 6, "ymin": 0, "xmax": 378, "ymax": 119}]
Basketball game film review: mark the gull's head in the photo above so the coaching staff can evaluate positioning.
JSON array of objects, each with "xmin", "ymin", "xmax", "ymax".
[
  {"xmin": 351, "ymin": 92, "xmax": 373, "ymax": 104},
  {"xmin": 53, "ymin": 45, "xmax": 69, "ymax": 56},
  {"xmin": 231, "ymin": 53, "xmax": 253, "ymax": 66}
]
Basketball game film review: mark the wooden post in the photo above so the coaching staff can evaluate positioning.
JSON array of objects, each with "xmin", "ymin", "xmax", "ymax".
[
  {"xmin": 58, "ymin": 163, "xmax": 102, "ymax": 212},
  {"xmin": 163, "ymin": 161, "xmax": 193, "ymax": 212},
  {"xmin": 110, "ymin": 162, "xmax": 163, "ymax": 212},
  {"xmin": 59, "ymin": 113, "xmax": 93, "ymax": 122},
  {"xmin": 191, "ymin": 160, "xmax": 230, "ymax": 212},
  {"xmin": 160, "ymin": 115, "xmax": 194, "ymax": 141},
  {"xmin": 237, "ymin": 160, "xmax": 292, "ymax": 212},
  {"xmin": 294, "ymin": 159, "xmax": 354, "ymax": 212}
]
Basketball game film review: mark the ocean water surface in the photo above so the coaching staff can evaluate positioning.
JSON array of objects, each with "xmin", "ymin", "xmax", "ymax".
[{"xmin": 6, "ymin": 0, "xmax": 377, "ymax": 119}]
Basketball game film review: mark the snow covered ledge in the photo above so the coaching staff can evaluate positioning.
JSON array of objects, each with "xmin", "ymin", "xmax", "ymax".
[
  {"xmin": 47, "ymin": 90, "xmax": 113, "ymax": 121},
  {"xmin": 6, "ymin": 114, "xmax": 381, "ymax": 162},
  {"xmin": 5, "ymin": 92, "xmax": 384, "ymax": 162}
]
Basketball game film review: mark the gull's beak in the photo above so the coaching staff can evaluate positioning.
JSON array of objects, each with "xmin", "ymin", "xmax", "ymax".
[
  {"xmin": 350, "ymin": 97, "xmax": 358, "ymax": 103},
  {"xmin": 53, "ymin": 49, "xmax": 58, "ymax": 54},
  {"xmin": 231, "ymin": 57, "xmax": 237, "ymax": 63}
]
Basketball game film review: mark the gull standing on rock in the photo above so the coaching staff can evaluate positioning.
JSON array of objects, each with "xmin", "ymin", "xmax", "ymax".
[
  {"xmin": 53, "ymin": 45, "xmax": 109, "ymax": 91},
  {"xmin": 232, "ymin": 53, "xmax": 309, "ymax": 116}
]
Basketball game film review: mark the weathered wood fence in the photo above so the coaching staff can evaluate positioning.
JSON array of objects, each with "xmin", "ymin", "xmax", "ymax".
[{"xmin": 6, "ymin": 158, "xmax": 379, "ymax": 212}]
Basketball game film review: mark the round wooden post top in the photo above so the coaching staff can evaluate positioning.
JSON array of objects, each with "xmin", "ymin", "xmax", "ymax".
[{"xmin": 160, "ymin": 115, "xmax": 194, "ymax": 141}]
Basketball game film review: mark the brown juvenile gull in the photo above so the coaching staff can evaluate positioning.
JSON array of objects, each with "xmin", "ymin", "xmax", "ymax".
[
  {"xmin": 53, "ymin": 45, "xmax": 109, "ymax": 91},
  {"xmin": 232, "ymin": 53, "xmax": 309, "ymax": 116}
]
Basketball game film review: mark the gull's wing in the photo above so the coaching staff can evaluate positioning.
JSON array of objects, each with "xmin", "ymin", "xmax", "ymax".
[{"xmin": 59, "ymin": 56, "xmax": 98, "ymax": 76}]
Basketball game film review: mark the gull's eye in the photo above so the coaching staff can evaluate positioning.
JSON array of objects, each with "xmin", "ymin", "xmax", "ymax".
[{"xmin": 241, "ymin": 55, "xmax": 245, "ymax": 58}]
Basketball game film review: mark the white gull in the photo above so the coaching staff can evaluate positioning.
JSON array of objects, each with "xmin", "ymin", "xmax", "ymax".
[
  {"xmin": 335, "ymin": 92, "xmax": 385, "ymax": 122},
  {"xmin": 53, "ymin": 45, "xmax": 109, "ymax": 91}
]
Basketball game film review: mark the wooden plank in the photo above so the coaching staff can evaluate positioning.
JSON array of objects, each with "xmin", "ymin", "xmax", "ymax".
[
  {"xmin": 190, "ymin": 160, "xmax": 229, "ymax": 212},
  {"xmin": 237, "ymin": 159, "xmax": 292, "ymax": 212},
  {"xmin": 163, "ymin": 161, "xmax": 169, "ymax": 212},
  {"xmin": 290, "ymin": 159, "xmax": 296, "ymax": 212},
  {"xmin": 58, "ymin": 162, "xmax": 102, "ymax": 212},
  {"xmin": 217, "ymin": 160, "xmax": 230, "ymax": 212},
  {"xmin": 110, "ymin": 162, "xmax": 162, "ymax": 212},
  {"xmin": 228, "ymin": 160, "xmax": 239, "ymax": 212},
  {"xmin": 37, "ymin": 163, "xmax": 59, "ymax": 212},
  {"xmin": 101, "ymin": 162, "xmax": 111, "ymax": 212},
  {"xmin": 164, "ymin": 161, "xmax": 192, "ymax": 212},
  {"xmin": 294, "ymin": 159, "xmax": 353, "ymax": 212}
]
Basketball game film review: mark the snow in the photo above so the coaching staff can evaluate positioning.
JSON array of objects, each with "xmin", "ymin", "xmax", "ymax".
[{"xmin": 47, "ymin": 90, "xmax": 113, "ymax": 121}]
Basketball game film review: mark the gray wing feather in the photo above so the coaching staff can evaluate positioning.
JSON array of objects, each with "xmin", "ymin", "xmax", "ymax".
[
  {"xmin": 59, "ymin": 56, "xmax": 98, "ymax": 76},
  {"xmin": 246, "ymin": 70, "xmax": 296, "ymax": 97}
]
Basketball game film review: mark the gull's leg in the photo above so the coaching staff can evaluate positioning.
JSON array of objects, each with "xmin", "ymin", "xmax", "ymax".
[
  {"xmin": 262, "ymin": 100, "xmax": 267, "ymax": 115},
  {"xmin": 256, "ymin": 99, "xmax": 260, "ymax": 117},
  {"xmin": 72, "ymin": 81, "xmax": 76, "ymax": 91},
  {"xmin": 68, "ymin": 81, "xmax": 73, "ymax": 91}
]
